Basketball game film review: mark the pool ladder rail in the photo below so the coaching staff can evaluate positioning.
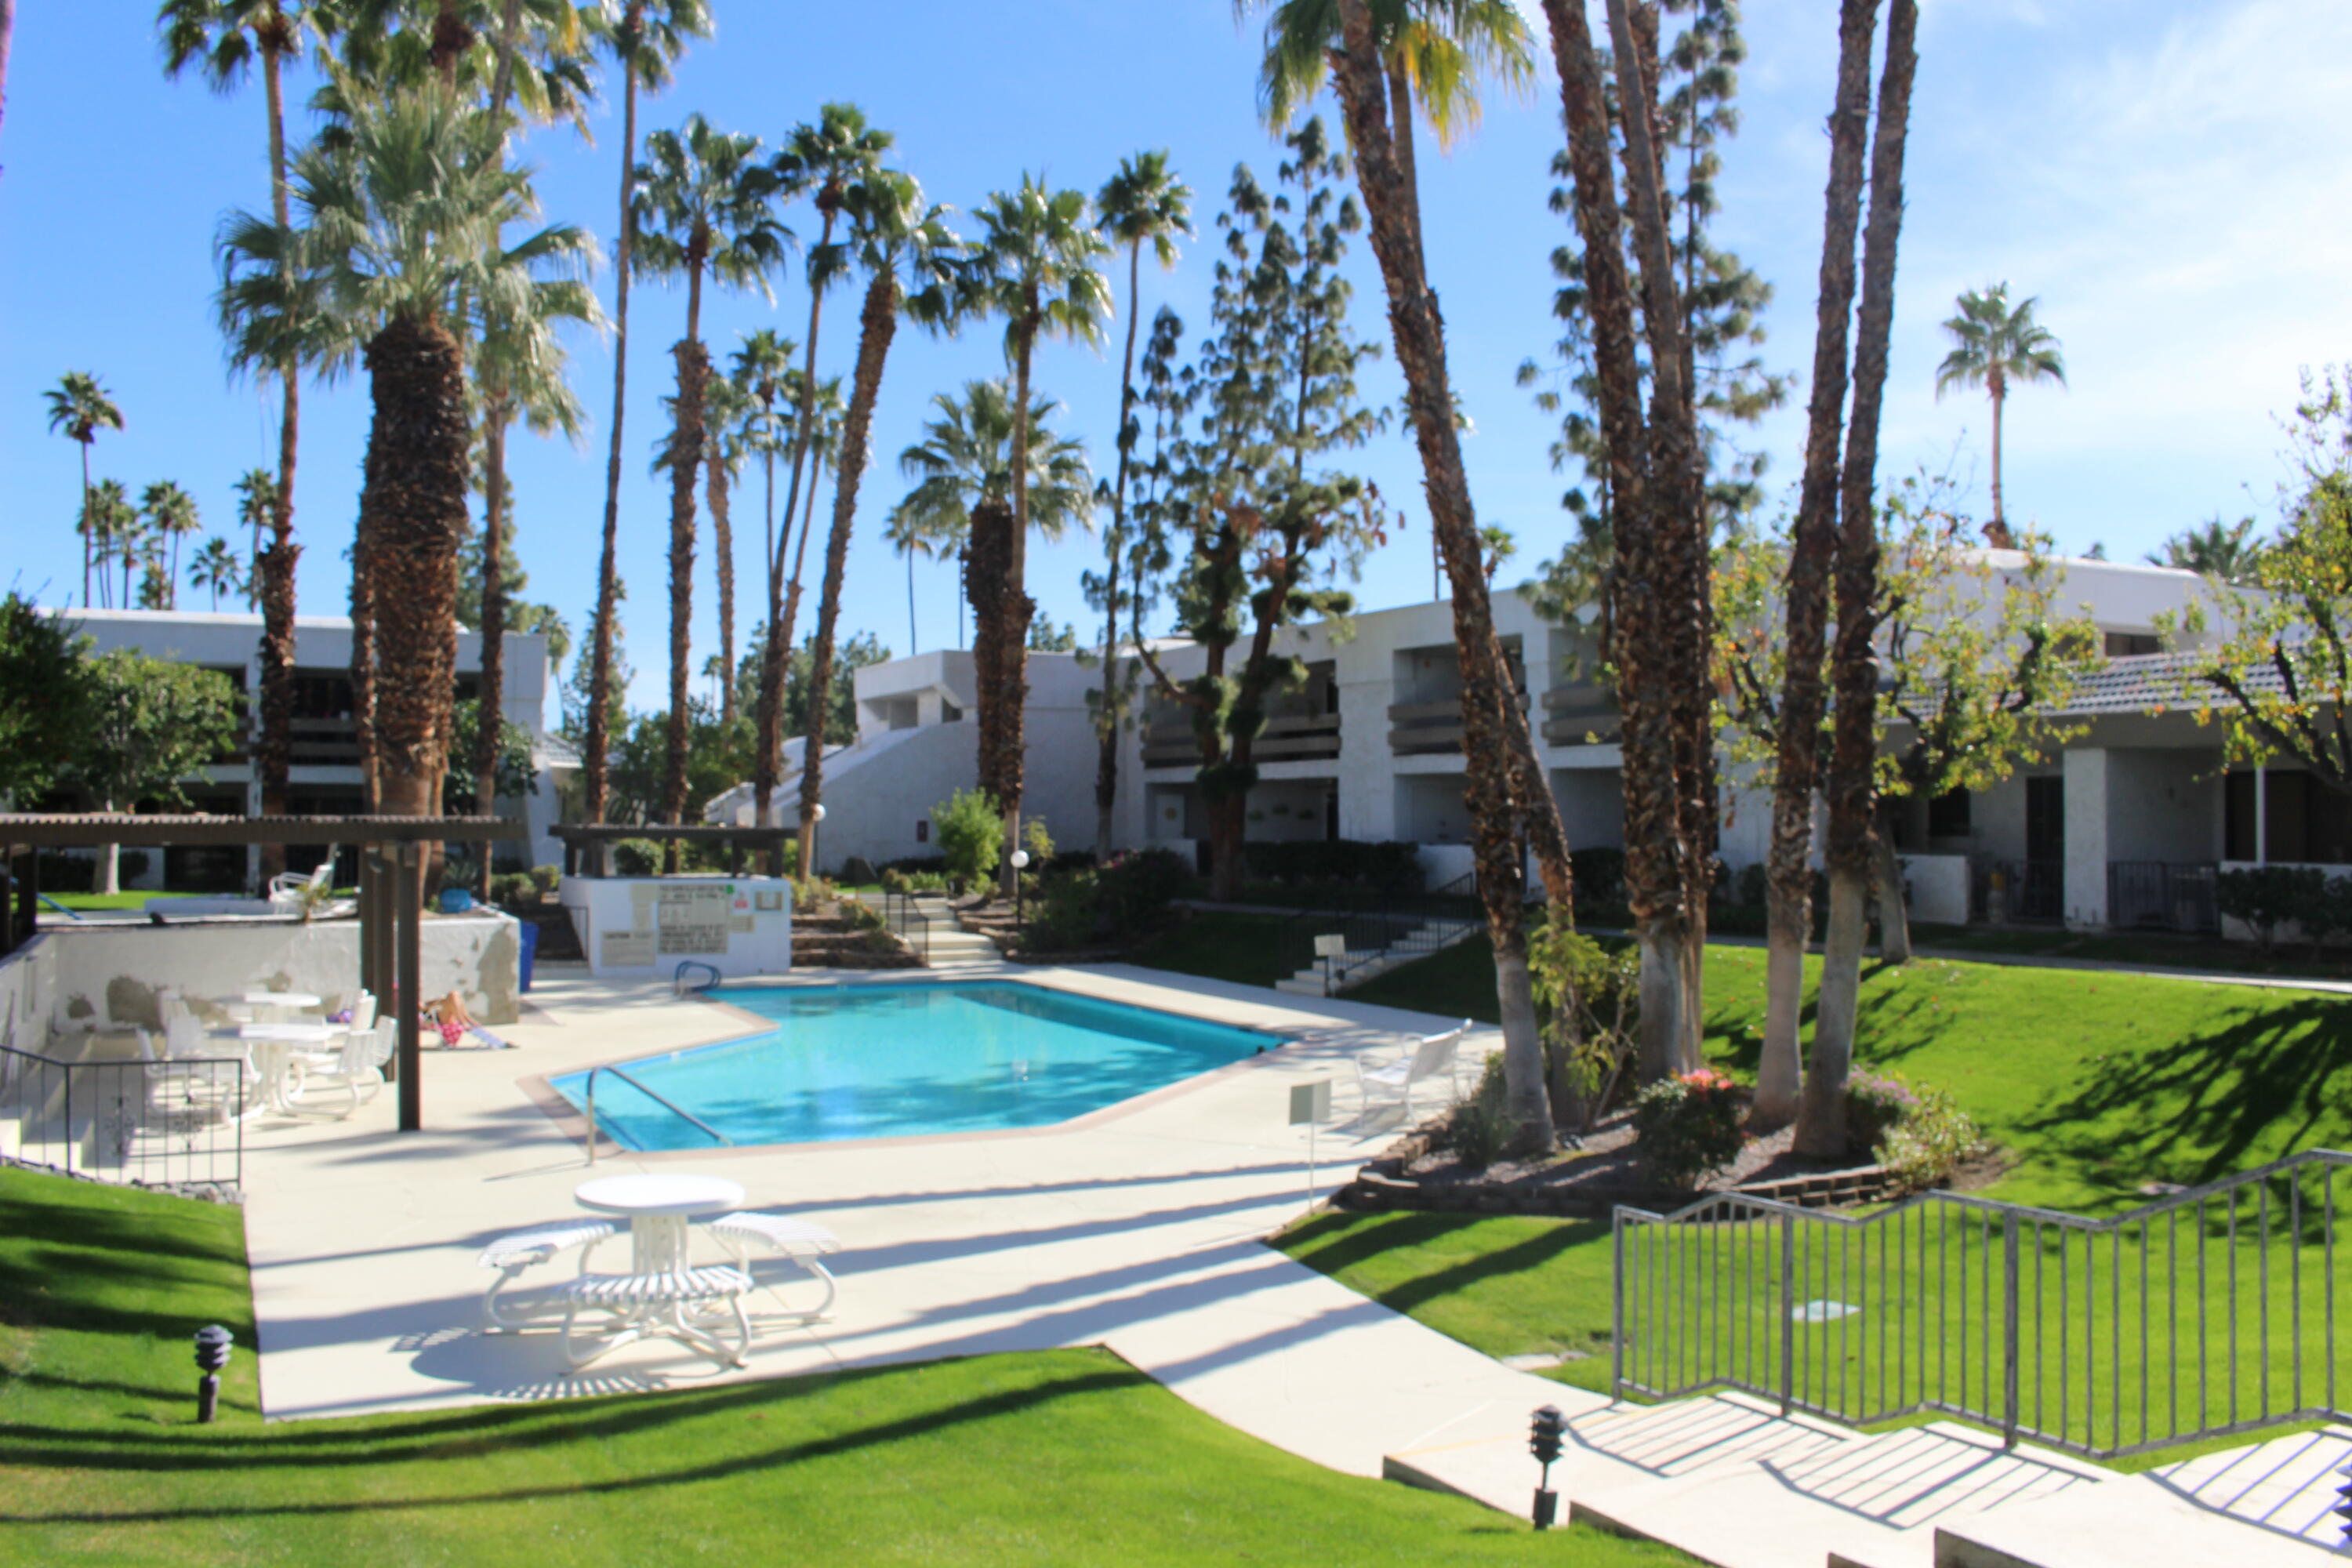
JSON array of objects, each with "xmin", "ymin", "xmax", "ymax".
[{"xmin": 581, "ymin": 1062, "xmax": 733, "ymax": 1163}]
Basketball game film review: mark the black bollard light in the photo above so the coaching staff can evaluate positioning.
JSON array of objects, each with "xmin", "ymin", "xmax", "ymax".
[
  {"xmin": 194, "ymin": 1324, "xmax": 233, "ymax": 1424},
  {"xmin": 1529, "ymin": 1403, "xmax": 1566, "ymax": 1530}
]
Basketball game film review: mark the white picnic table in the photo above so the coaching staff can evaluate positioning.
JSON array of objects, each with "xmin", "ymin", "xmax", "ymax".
[
  {"xmin": 575, "ymin": 1173, "xmax": 746, "ymax": 1270},
  {"xmin": 561, "ymin": 1173, "xmax": 754, "ymax": 1367}
]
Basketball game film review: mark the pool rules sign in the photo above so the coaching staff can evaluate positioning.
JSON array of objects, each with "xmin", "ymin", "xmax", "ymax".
[{"xmin": 1290, "ymin": 1079, "xmax": 1331, "ymax": 1202}]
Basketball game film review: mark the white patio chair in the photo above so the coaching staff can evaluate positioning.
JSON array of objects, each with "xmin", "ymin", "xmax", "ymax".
[
  {"xmin": 705, "ymin": 1211, "xmax": 842, "ymax": 1323},
  {"xmin": 477, "ymin": 1219, "xmax": 618, "ymax": 1330},
  {"xmin": 267, "ymin": 860, "xmax": 334, "ymax": 914},
  {"xmin": 1352, "ymin": 1019, "xmax": 1471, "ymax": 1125},
  {"xmin": 293, "ymin": 992, "xmax": 376, "ymax": 1073},
  {"xmin": 291, "ymin": 1021, "xmax": 394, "ymax": 1120}
]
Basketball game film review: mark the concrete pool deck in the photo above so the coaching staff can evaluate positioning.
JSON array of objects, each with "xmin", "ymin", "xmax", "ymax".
[{"xmin": 236, "ymin": 960, "xmax": 1595, "ymax": 1479}]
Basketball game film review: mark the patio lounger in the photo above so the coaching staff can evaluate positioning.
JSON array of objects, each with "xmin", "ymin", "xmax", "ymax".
[
  {"xmin": 477, "ymin": 1219, "xmax": 617, "ymax": 1330},
  {"xmin": 1352, "ymin": 1019, "xmax": 1471, "ymax": 1124},
  {"xmin": 706, "ymin": 1211, "xmax": 842, "ymax": 1323},
  {"xmin": 557, "ymin": 1265, "xmax": 755, "ymax": 1369}
]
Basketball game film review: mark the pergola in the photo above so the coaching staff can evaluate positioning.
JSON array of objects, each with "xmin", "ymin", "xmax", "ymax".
[
  {"xmin": 551, "ymin": 822, "xmax": 796, "ymax": 877},
  {"xmin": 0, "ymin": 814, "xmax": 523, "ymax": 1132}
]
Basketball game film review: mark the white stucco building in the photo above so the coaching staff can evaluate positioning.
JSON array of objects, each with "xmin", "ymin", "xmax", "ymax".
[
  {"xmin": 42, "ymin": 608, "xmax": 573, "ymax": 887},
  {"xmin": 710, "ymin": 551, "xmax": 2349, "ymax": 935}
]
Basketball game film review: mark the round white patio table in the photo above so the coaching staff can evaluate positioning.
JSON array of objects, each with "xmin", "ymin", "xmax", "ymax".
[
  {"xmin": 220, "ymin": 990, "xmax": 323, "ymax": 1025},
  {"xmin": 237, "ymin": 1022, "xmax": 340, "ymax": 1112},
  {"xmin": 575, "ymin": 1173, "xmax": 746, "ymax": 1273}
]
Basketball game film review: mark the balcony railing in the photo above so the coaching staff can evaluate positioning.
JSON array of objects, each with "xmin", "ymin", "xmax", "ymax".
[
  {"xmin": 1539, "ymin": 681, "xmax": 1621, "ymax": 746},
  {"xmin": 1141, "ymin": 711, "xmax": 1341, "ymax": 768},
  {"xmin": 1387, "ymin": 692, "xmax": 1529, "ymax": 757},
  {"xmin": 2108, "ymin": 861, "xmax": 2220, "ymax": 934}
]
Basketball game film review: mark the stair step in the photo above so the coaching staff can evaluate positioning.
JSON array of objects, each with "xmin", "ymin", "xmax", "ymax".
[{"xmin": 1932, "ymin": 1470, "xmax": 2336, "ymax": 1567}]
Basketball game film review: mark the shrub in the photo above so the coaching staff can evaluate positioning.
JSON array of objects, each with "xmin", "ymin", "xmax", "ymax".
[
  {"xmin": 1239, "ymin": 839, "xmax": 1423, "ymax": 890},
  {"xmin": 1629, "ymin": 1069, "xmax": 1746, "ymax": 1188},
  {"xmin": 931, "ymin": 789, "xmax": 1001, "ymax": 893},
  {"xmin": 1875, "ymin": 1083, "xmax": 1989, "ymax": 1195},
  {"xmin": 1439, "ymin": 1054, "xmax": 1512, "ymax": 1170},
  {"xmin": 1846, "ymin": 1069, "xmax": 1922, "ymax": 1152},
  {"xmin": 1526, "ymin": 913, "xmax": 1639, "ymax": 1132},
  {"xmin": 490, "ymin": 870, "xmax": 538, "ymax": 906},
  {"xmin": 791, "ymin": 875, "xmax": 838, "ymax": 913},
  {"xmin": 2216, "ymin": 865, "xmax": 2328, "ymax": 953},
  {"xmin": 531, "ymin": 864, "xmax": 562, "ymax": 895},
  {"xmin": 1022, "ymin": 815, "xmax": 1054, "ymax": 867},
  {"xmin": 879, "ymin": 854, "xmax": 949, "ymax": 877},
  {"xmin": 612, "ymin": 838, "xmax": 663, "ymax": 877},
  {"xmin": 1098, "ymin": 846, "xmax": 1196, "ymax": 930},
  {"xmin": 1023, "ymin": 869, "xmax": 1104, "ymax": 953}
]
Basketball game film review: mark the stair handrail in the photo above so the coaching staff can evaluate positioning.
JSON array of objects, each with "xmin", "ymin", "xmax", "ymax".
[
  {"xmin": 581, "ymin": 1061, "xmax": 732, "ymax": 1163},
  {"xmin": 1613, "ymin": 1145, "xmax": 2352, "ymax": 1461},
  {"xmin": 881, "ymin": 885, "xmax": 931, "ymax": 963}
]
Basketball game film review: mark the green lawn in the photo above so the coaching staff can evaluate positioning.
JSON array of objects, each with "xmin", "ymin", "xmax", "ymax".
[
  {"xmin": 42, "ymin": 890, "xmax": 201, "ymax": 912},
  {"xmin": 1257, "ymin": 921, "xmax": 2352, "ymax": 1465},
  {"xmin": 0, "ymin": 1168, "xmax": 1684, "ymax": 1566},
  {"xmin": 1129, "ymin": 911, "xmax": 1301, "ymax": 989}
]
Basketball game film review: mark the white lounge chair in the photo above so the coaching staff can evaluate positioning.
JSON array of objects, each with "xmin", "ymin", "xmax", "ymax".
[
  {"xmin": 1352, "ymin": 1019, "xmax": 1471, "ymax": 1124},
  {"xmin": 706, "ymin": 1211, "xmax": 842, "ymax": 1323},
  {"xmin": 267, "ymin": 858, "xmax": 356, "ymax": 920},
  {"xmin": 477, "ymin": 1219, "xmax": 618, "ymax": 1330}
]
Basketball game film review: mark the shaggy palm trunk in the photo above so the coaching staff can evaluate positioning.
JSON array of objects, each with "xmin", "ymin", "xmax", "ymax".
[
  {"xmin": 1755, "ymin": 0, "xmax": 1882, "ymax": 1131},
  {"xmin": 798, "ymin": 274, "xmax": 899, "ymax": 880},
  {"xmin": 662, "ymin": 325, "xmax": 710, "ymax": 873},
  {"xmin": 709, "ymin": 439, "xmax": 736, "ymax": 727},
  {"xmin": 967, "ymin": 497, "xmax": 1025, "ymax": 854},
  {"xmin": 473, "ymin": 408, "xmax": 512, "ymax": 896},
  {"xmin": 996, "ymin": 310, "xmax": 1042, "ymax": 900},
  {"xmin": 253, "ymin": 29, "xmax": 299, "ymax": 885},
  {"xmin": 1330, "ymin": 0, "xmax": 1560, "ymax": 1154},
  {"xmin": 754, "ymin": 205, "xmax": 838, "ymax": 844},
  {"xmin": 1095, "ymin": 238, "xmax": 1148, "ymax": 864},
  {"xmin": 1874, "ymin": 814, "xmax": 1913, "ymax": 962},
  {"xmin": 350, "ymin": 521, "xmax": 378, "ymax": 813},
  {"xmin": 584, "ymin": 53, "xmax": 641, "ymax": 868},
  {"xmin": 1795, "ymin": 0, "xmax": 1920, "ymax": 1160},
  {"xmin": 363, "ymin": 314, "xmax": 470, "ymax": 838},
  {"xmin": 1987, "ymin": 380, "xmax": 2009, "ymax": 546}
]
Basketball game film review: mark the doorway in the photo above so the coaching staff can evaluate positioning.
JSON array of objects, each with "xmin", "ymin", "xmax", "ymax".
[{"xmin": 2022, "ymin": 775, "xmax": 2064, "ymax": 920}]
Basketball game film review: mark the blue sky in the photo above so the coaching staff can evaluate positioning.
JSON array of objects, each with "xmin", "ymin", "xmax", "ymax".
[{"xmin": 5, "ymin": 0, "xmax": 2348, "ymax": 719}]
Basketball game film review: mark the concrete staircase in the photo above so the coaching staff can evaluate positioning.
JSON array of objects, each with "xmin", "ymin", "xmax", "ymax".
[
  {"xmin": 884, "ymin": 896, "xmax": 999, "ymax": 968},
  {"xmin": 1272, "ymin": 917, "xmax": 1479, "ymax": 996},
  {"xmin": 1383, "ymin": 1389, "xmax": 2343, "ymax": 1566}
]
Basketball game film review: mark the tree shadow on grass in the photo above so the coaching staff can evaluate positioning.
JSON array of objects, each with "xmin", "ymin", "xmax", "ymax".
[
  {"xmin": 2013, "ymin": 995, "xmax": 2352, "ymax": 1196},
  {"xmin": 1276, "ymin": 1211, "xmax": 1605, "ymax": 1318}
]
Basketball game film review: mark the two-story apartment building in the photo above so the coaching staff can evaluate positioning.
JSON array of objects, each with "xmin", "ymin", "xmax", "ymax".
[{"xmin": 46, "ymin": 608, "xmax": 573, "ymax": 888}]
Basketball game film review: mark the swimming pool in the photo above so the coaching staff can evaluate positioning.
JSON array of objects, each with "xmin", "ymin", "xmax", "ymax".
[{"xmin": 550, "ymin": 981, "xmax": 1277, "ymax": 1150}]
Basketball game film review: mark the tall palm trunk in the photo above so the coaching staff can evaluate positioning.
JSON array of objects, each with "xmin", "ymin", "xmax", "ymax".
[
  {"xmin": 77, "ymin": 444, "xmax": 93, "ymax": 603},
  {"xmin": 256, "ymin": 19, "xmax": 299, "ymax": 884},
  {"xmin": 1330, "ymin": 0, "xmax": 1569, "ymax": 1156},
  {"xmin": 995, "ymin": 302, "xmax": 1042, "ymax": 899},
  {"xmin": 1795, "ymin": 0, "xmax": 1920, "ymax": 1160},
  {"xmin": 967, "ymin": 496, "xmax": 1024, "ymax": 848},
  {"xmin": 473, "ymin": 402, "xmax": 512, "ymax": 895},
  {"xmin": 662, "ymin": 262, "xmax": 710, "ymax": 873},
  {"xmin": 1985, "ymin": 379, "xmax": 2011, "ymax": 548},
  {"xmin": 1755, "ymin": 0, "xmax": 1881, "ymax": 1131},
  {"xmin": 709, "ymin": 435, "xmax": 736, "ymax": 726},
  {"xmin": 584, "ymin": 39, "xmax": 641, "ymax": 866},
  {"xmin": 798, "ymin": 274, "xmax": 900, "ymax": 879},
  {"xmin": 1094, "ymin": 237, "xmax": 1147, "ymax": 862},
  {"xmin": 364, "ymin": 314, "xmax": 470, "ymax": 827},
  {"xmin": 754, "ymin": 205, "xmax": 839, "ymax": 848}
]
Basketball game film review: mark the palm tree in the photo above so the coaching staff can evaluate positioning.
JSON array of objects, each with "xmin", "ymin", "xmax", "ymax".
[
  {"xmin": 728, "ymin": 328, "xmax": 797, "ymax": 593},
  {"xmin": 634, "ymin": 114, "xmax": 789, "ymax": 861},
  {"xmin": 965, "ymin": 176, "xmax": 1112, "ymax": 895},
  {"xmin": 1088, "ymin": 151, "xmax": 1192, "ymax": 860},
  {"xmin": 751, "ymin": 103, "xmax": 889, "ymax": 846},
  {"xmin": 44, "ymin": 370, "xmax": 125, "ymax": 605},
  {"xmin": 231, "ymin": 467, "xmax": 278, "ymax": 607},
  {"xmin": 221, "ymin": 83, "xmax": 584, "ymax": 822},
  {"xmin": 2148, "ymin": 515, "xmax": 2266, "ymax": 583},
  {"xmin": 78, "ymin": 480, "xmax": 136, "ymax": 610},
  {"xmin": 141, "ymin": 481, "xmax": 203, "ymax": 610},
  {"xmin": 701, "ymin": 372, "xmax": 753, "ymax": 726},
  {"xmin": 163, "ymin": 0, "xmax": 341, "ymax": 871},
  {"xmin": 884, "ymin": 503, "xmax": 943, "ymax": 655},
  {"xmin": 1935, "ymin": 282, "xmax": 2065, "ymax": 550},
  {"xmin": 583, "ymin": 0, "xmax": 710, "ymax": 859},
  {"xmin": 470, "ymin": 203, "xmax": 598, "ymax": 888},
  {"xmin": 1254, "ymin": 0, "xmax": 1567, "ymax": 1152},
  {"xmin": 795, "ymin": 165, "xmax": 960, "ymax": 877},
  {"xmin": 891, "ymin": 379, "xmax": 1093, "ymax": 653},
  {"xmin": 115, "ymin": 493, "xmax": 152, "ymax": 609},
  {"xmin": 190, "ymin": 536, "xmax": 246, "ymax": 610},
  {"xmin": 771, "ymin": 370, "xmax": 846, "ymax": 723}
]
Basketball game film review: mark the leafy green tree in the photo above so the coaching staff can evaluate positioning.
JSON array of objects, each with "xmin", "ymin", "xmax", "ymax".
[
  {"xmin": 1129, "ymin": 126, "xmax": 1387, "ymax": 902},
  {"xmin": 930, "ymin": 786, "xmax": 1002, "ymax": 892},
  {"xmin": 583, "ymin": 0, "xmax": 709, "ymax": 855},
  {"xmin": 1087, "ymin": 150, "xmax": 1192, "ymax": 860},
  {"xmin": 1935, "ymin": 281, "xmax": 2066, "ymax": 549},
  {"xmin": 189, "ymin": 535, "xmax": 247, "ymax": 610},
  {"xmin": 0, "ymin": 594, "xmax": 93, "ymax": 807},
  {"xmin": 561, "ymin": 583, "xmax": 630, "ymax": 745},
  {"xmin": 441, "ymin": 695, "xmax": 537, "ymax": 812},
  {"xmin": 965, "ymin": 175, "xmax": 1113, "ymax": 895},
  {"xmin": 633, "ymin": 112, "xmax": 789, "ymax": 859},
  {"xmin": 608, "ymin": 702, "xmax": 751, "ymax": 830},
  {"xmin": 71, "ymin": 650, "xmax": 241, "ymax": 892},
  {"xmin": 781, "ymin": 629, "xmax": 889, "ymax": 744},
  {"xmin": 46, "ymin": 371, "xmax": 126, "ymax": 607},
  {"xmin": 752, "ymin": 103, "xmax": 887, "ymax": 839},
  {"xmin": 140, "ymin": 480, "xmax": 203, "ymax": 610},
  {"xmin": 797, "ymin": 163, "xmax": 960, "ymax": 877},
  {"xmin": 1027, "ymin": 617, "xmax": 1079, "ymax": 653},
  {"xmin": 2148, "ymin": 514, "xmax": 2267, "ymax": 583}
]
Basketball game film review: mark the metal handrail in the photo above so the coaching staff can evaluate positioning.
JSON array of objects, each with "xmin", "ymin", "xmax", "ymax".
[
  {"xmin": 882, "ymin": 885, "xmax": 931, "ymax": 963},
  {"xmin": 581, "ymin": 1061, "xmax": 731, "ymax": 1163},
  {"xmin": 670, "ymin": 960, "xmax": 722, "ymax": 997},
  {"xmin": 0, "ymin": 1039, "xmax": 244, "ymax": 1186},
  {"xmin": 1613, "ymin": 1146, "xmax": 2352, "ymax": 1461},
  {"xmin": 1278, "ymin": 869, "xmax": 1487, "ymax": 996}
]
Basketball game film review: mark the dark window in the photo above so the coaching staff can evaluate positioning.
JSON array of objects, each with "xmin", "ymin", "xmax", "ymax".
[
  {"xmin": 2104, "ymin": 630, "xmax": 2161, "ymax": 658},
  {"xmin": 916, "ymin": 819, "xmax": 928, "ymax": 844},
  {"xmin": 2226, "ymin": 771, "xmax": 2258, "ymax": 860},
  {"xmin": 2264, "ymin": 771, "xmax": 2352, "ymax": 865},
  {"xmin": 1927, "ymin": 788, "xmax": 1972, "ymax": 838},
  {"xmin": 941, "ymin": 700, "xmax": 961, "ymax": 723}
]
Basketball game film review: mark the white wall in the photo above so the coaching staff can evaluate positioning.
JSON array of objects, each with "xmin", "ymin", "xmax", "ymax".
[{"xmin": 2106, "ymin": 748, "xmax": 2220, "ymax": 864}]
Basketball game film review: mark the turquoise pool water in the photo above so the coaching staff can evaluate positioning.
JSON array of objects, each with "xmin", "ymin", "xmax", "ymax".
[{"xmin": 550, "ymin": 982, "xmax": 1275, "ymax": 1150}]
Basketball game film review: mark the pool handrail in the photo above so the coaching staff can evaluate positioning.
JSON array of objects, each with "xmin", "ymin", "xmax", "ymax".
[{"xmin": 581, "ymin": 1061, "xmax": 733, "ymax": 1163}]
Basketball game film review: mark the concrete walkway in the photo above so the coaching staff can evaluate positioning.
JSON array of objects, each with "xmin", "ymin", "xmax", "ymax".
[{"xmin": 236, "ymin": 960, "xmax": 1574, "ymax": 1477}]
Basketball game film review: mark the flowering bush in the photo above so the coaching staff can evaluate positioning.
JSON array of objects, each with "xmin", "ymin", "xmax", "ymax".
[
  {"xmin": 1846, "ymin": 1069, "xmax": 1922, "ymax": 1152},
  {"xmin": 1630, "ymin": 1069, "xmax": 1746, "ymax": 1187},
  {"xmin": 1875, "ymin": 1083, "xmax": 1989, "ymax": 1194}
]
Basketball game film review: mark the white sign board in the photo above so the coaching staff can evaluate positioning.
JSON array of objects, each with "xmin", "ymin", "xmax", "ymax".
[
  {"xmin": 1312, "ymin": 934, "xmax": 1347, "ymax": 960},
  {"xmin": 1288, "ymin": 1079, "xmax": 1331, "ymax": 1126},
  {"xmin": 561, "ymin": 875, "xmax": 793, "ymax": 978}
]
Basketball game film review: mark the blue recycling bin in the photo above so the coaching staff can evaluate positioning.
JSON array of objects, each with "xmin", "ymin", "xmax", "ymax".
[{"xmin": 517, "ymin": 918, "xmax": 539, "ymax": 993}]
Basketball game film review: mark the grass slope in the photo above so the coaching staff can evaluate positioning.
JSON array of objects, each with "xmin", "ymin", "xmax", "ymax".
[
  {"xmin": 0, "ymin": 1168, "xmax": 1683, "ymax": 1566},
  {"xmin": 1129, "ymin": 911, "xmax": 1301, "ymax": 990}
]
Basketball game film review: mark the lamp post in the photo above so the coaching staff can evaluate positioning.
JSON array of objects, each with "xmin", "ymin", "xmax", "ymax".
[
  {"xmin": 194, "ymin": 1324, "xmax": 233, "ymax": 1424},
  {"xmin": 1010, "ymin": 848, "xmax": 1030, "ymax": 932},
  {"xmin": 808, "ymin": 802, "xmax": 826, "ymax": 877},
  {"xmin": 1529, "ymin": 1404, "xmax": 1566, "ymax": 1529}
]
